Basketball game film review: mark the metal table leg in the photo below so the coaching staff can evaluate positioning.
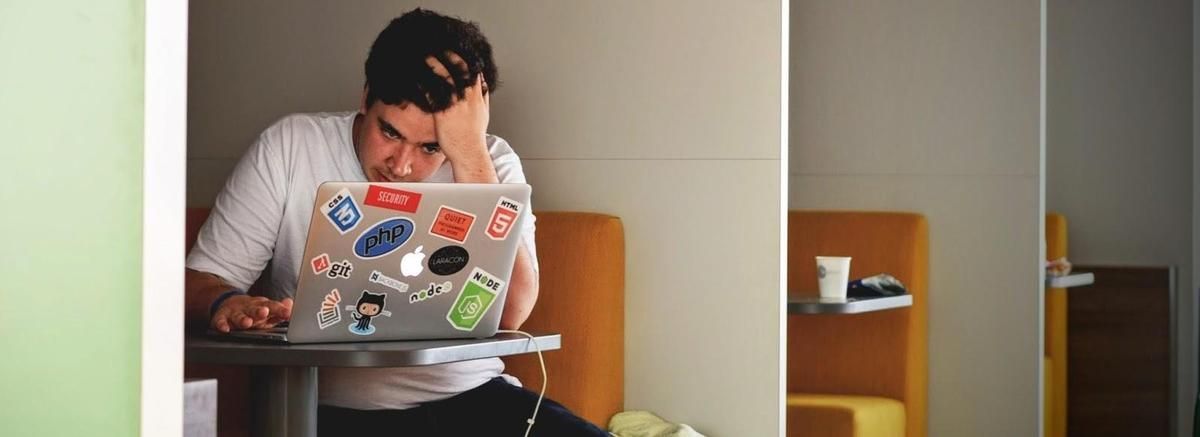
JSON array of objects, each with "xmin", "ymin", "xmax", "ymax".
[{"xmin": 251, "ymin": 366, "xmax": 318, "ymax": 437}]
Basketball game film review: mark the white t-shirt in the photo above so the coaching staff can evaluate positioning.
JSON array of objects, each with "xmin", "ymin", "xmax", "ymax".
[{"xmin": 186, "ymin": 111, "xmax": 537, "ymax": 410}]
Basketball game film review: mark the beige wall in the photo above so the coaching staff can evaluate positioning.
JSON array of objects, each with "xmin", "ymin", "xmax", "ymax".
[
  {"xmin": 789, "ymin": 1, "xmax": 1043, "ymax": 436},
  {"xmin": 188, "ymin": 1, "xmax": 783, "ymax": 435},
  {"xmin": 1048, "ymin": 1, "xmax": 1194, "ymax": 435}
]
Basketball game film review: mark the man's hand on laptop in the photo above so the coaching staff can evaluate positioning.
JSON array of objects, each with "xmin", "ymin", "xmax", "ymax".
[{"xmin": 211, "ymin": 295, "xmax": 294, "ymax": 333}]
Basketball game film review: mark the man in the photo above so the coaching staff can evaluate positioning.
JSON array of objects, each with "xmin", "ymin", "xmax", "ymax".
[{"xmin": 184, "ymin": 9, "xmax": 608, "ymax": 436}]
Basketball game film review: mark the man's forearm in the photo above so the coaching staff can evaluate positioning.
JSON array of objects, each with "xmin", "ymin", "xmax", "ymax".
[
  {"xmin": 185, "ymin": 268, "xmax": 239, "ymax": 326},
  {"xmin": 499, "ymin": 245, "xmax": 539, "ymax": 330}
]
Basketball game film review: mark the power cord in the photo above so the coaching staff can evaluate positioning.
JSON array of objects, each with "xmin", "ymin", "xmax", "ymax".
[
  {"xmin": 497, "ymin": 329, "xmax": 547, "ymax": 437},
  {"xmin": 497, "ymin": 330, "xmax": 621, "ymax": 437}
]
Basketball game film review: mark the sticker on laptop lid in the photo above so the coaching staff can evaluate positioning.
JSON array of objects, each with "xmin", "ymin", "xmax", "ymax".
[
  {"xmin": 446, "ymin": 267, "xmax": 504, "ymax": 331},
  {"xmin": 364, "ymin": 185, "xmax": 423, "ymax": 214},
  {"xmin": 346, "ymin": 290, "xmax": 391, "ymax": 336},
  {"xmin": 428, "ymin": 246, "xmax": 469, "ymax": 276},
  {"xmin": 486, "ymin": 196, "xmax": 522, "ymax": 241},
  {"xmin": 353, "ymin": 217, "xmax": 415, "ymax": 259},
  {"xmin": 320, "ymin": 188, "xmax": 363, "ymax": 235},
  {"xmin": 316, "ymin": 289, "xmax": 343, "ymax": 330},
  {"xmin": 429, "ymin": 206, "xmax": 476, "ymax": 244},
  {"xmin": 311, "ymin": 253, "xmax": 332, "ymax": 276},
  {"xmin": 400, "ymin": 246, "xmax": 426, "ymax": 277},
  {"xmin": 368, "ymin": 270, "xmax": 409, "ymax": 294},
  {"xmin": 409, "ymin": 281, "xmax": 452, "ymax": 304},
  {"xmin": 326, "ymin": 259, "xmax": 353, "ymax": 280}
]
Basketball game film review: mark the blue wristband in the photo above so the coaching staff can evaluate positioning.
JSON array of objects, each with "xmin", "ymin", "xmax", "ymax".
[{"xmin": 209, "ymin": 289, "xmax": 246, "ymax": 319}]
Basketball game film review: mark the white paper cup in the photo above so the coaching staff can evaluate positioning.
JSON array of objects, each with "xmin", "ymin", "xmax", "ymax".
[{"xmin": 816, "ymin": 256, "xmax": 852, "ymax": 300}]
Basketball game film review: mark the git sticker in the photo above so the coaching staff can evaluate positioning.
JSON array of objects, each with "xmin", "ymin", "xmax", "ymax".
[
  {"xmin": 311, "ymin": 253, "xmax": 332, "ymax": 275},
  {"xmin": 317, "ymin": 289, "xmax": 342, "ymax": 330},
  {"xmin": 364, "ymin": 185, "xmax": 422, "ymax": 213},
  {"xmin": 368, "ymin": 270, "xmax": 409, "ymax": 293},
  {"xmin": 326, "ymin": 260, "xmax": 353, "ymax": 279},
  {"xmin": 486, "ymin": 197, "xmax": 522, "ymax": 241},
  {"xmin": 429, "ymin": 206, "xmax": 476, "ymax": 244},
  {"xmin": 447, "ymin": 267, "xmax": 504, "ymax": 331},
  {"xmin": 320, "ymin": 188, "xmax": 362, "ymax": 234}
]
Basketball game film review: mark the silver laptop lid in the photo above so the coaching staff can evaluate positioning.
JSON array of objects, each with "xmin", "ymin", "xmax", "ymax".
[{"xmin": 286, "ymin": 182, "xmax": 531, "ymax": 344}]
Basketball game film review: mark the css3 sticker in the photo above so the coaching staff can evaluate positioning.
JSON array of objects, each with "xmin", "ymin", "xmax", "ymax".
[
  {"xmin": 353, "ymin": 217, "xmax": 415, "ymax": 259},
  {"xmin": 486, "ymin": 196, "xmax": 522, "ymax": 241},
  {"xmin": 447, "ymin": 267, "xmax": 504, "ymax": 331},
  {"xmin": 320, "ymin": 188, "xmax": 362, "ymax": 235}
]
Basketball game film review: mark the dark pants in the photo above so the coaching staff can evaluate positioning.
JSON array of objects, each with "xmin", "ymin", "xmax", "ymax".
[{"xmin": 318, "ymin": 377, "xmax": 609, "ymax": 436}]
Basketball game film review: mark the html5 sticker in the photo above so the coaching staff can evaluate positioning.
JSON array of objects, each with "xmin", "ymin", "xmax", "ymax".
[
  {"xmin": 429, "ymin": 206, "xmax": 476, "ymax": 244},
  {"xmin": 364, "ymin": 185, "xmax": 422, "ymax": 214},
  {"xmin": 486, "ymin": 196, "xmax": 523, "ymax": 241}
]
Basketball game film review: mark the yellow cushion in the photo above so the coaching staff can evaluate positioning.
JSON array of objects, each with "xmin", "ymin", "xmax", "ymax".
[{"xmin": 787, "ymin": 394, "xmax": 905, "ymax": 437}]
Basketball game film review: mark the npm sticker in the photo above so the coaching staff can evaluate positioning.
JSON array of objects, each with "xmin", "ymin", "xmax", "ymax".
[
  {"xmin": 486, "ymin": 196, "xmax": 522, "ymax": 240},
  {"xmin": 320, "ymin": 188, "xmax": 362, "ymax": 234},
  {"xmin": 365, "ymin": 185, "xmax": 422, "ymax": 214}
]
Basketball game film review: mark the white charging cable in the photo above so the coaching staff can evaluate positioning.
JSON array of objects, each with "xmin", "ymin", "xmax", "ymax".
[{"xmin": 497, "ymin": 329, "xmax": 547, "ymax": 437}]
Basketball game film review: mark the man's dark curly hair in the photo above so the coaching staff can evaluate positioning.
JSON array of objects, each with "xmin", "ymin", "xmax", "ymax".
[{"xmin": 364, "ymin": 8, "xmax": 498, "ymax": 113}]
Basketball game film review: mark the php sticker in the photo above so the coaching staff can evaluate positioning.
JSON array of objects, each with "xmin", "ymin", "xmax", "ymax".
[
  {"xmin": 317, "ymin": 289, "xmax": 342, "ymax": 330},
  {"xmin": 364, "ymin": 185, "xmax": 422, "ymax": 214},
  {"xmin": 326, "ymin": 259, "xmax": 353, "ymax": 279},
  {"xmin": 447, "ymin": 267, "xmax": 505, "ymax": 331},
  {"xmin": 320, "ymin": 188, "xmax": 363, "ymax": 235},
  {"xmin": 368, "ymin": 270, "xmax": 409, "ymax": 293},
  {"xmin": 486, "ymin": 196, "xmax": 522, "ymax": 241},
  {"xmin": 409, "ymin": 281, "xmax": 453, "ymax": 304},
  {"xmin": 429, "ymin": 206, "xmax": 476, "ymax": 244},
  {"xmin": 428, "ymin": 246, "xmax": 469, "ymax": 276},
  {"xmin": 353, "ymin": 217, "xmax": 415, "ymax": 259},
  {"xmin": 346, "ymin": 290, "xmax": 391, "ymax": 336},
  {"xmin": 311, "ymin": 253, "xmax": 332, "ymax": 275}
]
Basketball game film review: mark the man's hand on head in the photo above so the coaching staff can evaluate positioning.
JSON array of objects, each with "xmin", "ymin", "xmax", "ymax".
[
  {"xmin": 426, "ymin": 54, "xmax": 499, "ymax": 183},
  {"xmin": 210, "ymin": 295, "xmax": 294, "ymax": 333}
]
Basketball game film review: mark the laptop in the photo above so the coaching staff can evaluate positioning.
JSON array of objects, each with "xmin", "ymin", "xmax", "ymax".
[{"xmin": 219, "ymin": 182, "xmax": 531, "ymax": 344}]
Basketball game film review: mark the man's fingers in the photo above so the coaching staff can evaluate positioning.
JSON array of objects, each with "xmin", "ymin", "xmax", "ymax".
[
  {"xmin": 213, "ymin": 317, "xmax": 231, "ymax": 333},
  {"xmin": 260, "ymin": 299, "xmax": 292, "ymax": 319}
]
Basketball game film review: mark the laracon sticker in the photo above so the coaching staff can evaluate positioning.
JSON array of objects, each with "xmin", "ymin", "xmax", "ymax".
[
  {"xmin": 368, "ymin": 270, "xmax": 409, "ymax": 293},
  {"xmin": 429, "ymin": 206, "xmax": 476, "ymax": 244},
  {"xmin": 326, "ymin": 259, "xmax": 353, "ymax": 279},
  {"xmin": 317, "ymin": 289, "xmax": 342, "ymax": 330},
  {"xmin": 364, "ymin": 185, "xmax": 423, "ymax": 213},
  {"xmin": 320, "ymin": 188, "xmax": 362, "ymax": 235},
  {"xmin": 353, "ymin": 217, "xmax": 415, "ymax": 259},
  {"xmin": 311, "ymin": 253, "xmax": 332, "ymax": 275},
  {"xmin": 409, "ymin": 281, "xmax": 452, "ymax": 304},
  {"xmin": 486, "ymin": 196, "xmax": 523, "ymax": 241},
  {"xmin": 346, "ymin": 290, "xmax": 391, "ymax": 336},
  {"xmin": 446, "ymin": 267, "xmax": 505, "ymax": 331},
  {"xmin": 428, "ymin": 246, "xmax": 469, "ymax": 276}
]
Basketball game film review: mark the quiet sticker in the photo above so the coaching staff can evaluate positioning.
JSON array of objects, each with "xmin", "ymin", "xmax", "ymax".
[
  {"xmin": 429, "ymin": 206, "xmax": 476, "ymax": 244},
  {"xmin": 368, "ymin": 270, "xmax": 409, "ymax": 294},
  {"xmin": 446, "ymin": 267, "xmax": 505, "ymax": 331},
  {"xmin": 317, "ymin": 289, "xmax": 342, "ymax": 330},
  {"xmin": 486, "ymin": 196, "xmax": 522, "ymax": 241},
  {"xmin": 364, "ymin": 185, "xmax": 422, "ymax": 213},
  {"xmin": 320, "ymin": 188, "xmax": 362, "ymax": 235}
]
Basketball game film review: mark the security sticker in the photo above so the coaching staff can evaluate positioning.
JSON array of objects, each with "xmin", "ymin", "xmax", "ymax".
[
  {"xmin": 429, "ymin": 206, "xmax": 476, "ymax": 244},
  {"xmin": 346, "ymin": 290, "xmax": 392, "ymax": 336},
  {"xmin": 326, "ymin": 259, "xmax": 353, "ymax": 279},
  {"xmin": 428, "ymin": 246, "xmax": 469, "ymax": 276},
  {"xmin": 320, "ymin": 188, "xmax": 363, "ymax": 235},
  {"xmin": 446, "ymin": 267, "xmax": 505, "ymax": 331},
  {"xmin": 364, "ymin": 185, "xmax": 423, "ymax": 214},
  {"xmin": 486, "ymin": 196, "xmax": 523, "ymax": 241},
  {"xmin": 317, "ymin": 289, "xmax": 342, "ymax": 330},
  {"xmin": 311, "ymin": 253, "xmax": 332, "ymax": 275},
  {"xmin": 409, "ymin": 281, "xmax": 452, "ymax": 304},
  {"xmin": 368, "ymin": 270, "xmax": 409, "ymax": 293}
]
